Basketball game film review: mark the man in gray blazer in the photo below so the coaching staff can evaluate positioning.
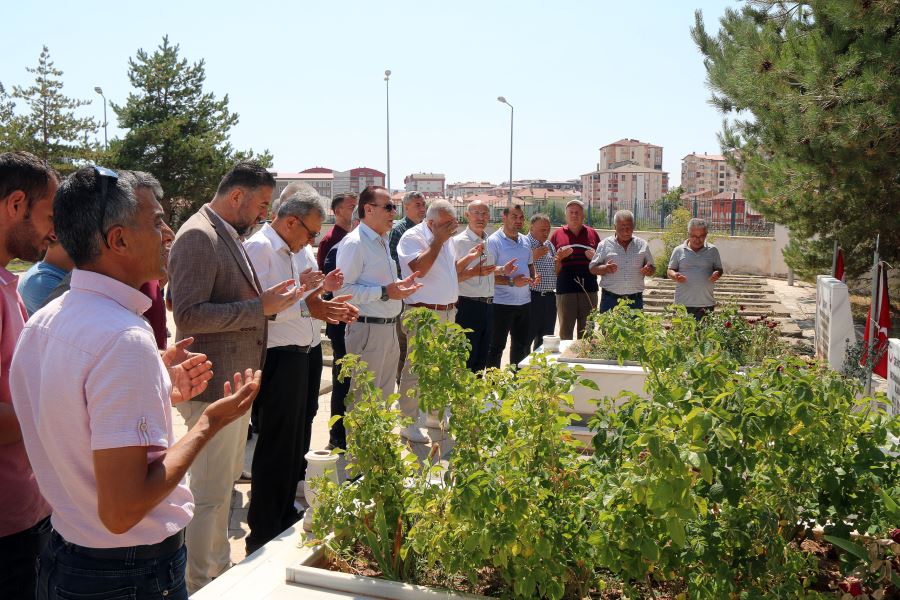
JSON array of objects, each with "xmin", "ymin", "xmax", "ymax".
[{"xmin": 168, "ymin": 162, "xmax": 302, "ymax": 593}]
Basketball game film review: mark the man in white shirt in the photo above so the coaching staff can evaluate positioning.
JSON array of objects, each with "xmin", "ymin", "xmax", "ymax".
[
  {"xmin": 335, "ymin": 186, "xmax": 421, "ymax": 415},
  {"xmin": 242, "ymin": 183, "xmax": 355, "ymax": 555},
  {"xmin": 396, "ymin": 200, "xmax": 483, "ymax": 442}
]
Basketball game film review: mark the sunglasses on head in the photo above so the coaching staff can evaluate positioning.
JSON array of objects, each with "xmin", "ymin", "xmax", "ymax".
[{"xmin": 93, "ymin": 166, "xmax": 119, "ymax": 248}]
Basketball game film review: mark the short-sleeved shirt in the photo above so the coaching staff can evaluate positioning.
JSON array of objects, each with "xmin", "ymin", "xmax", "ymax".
[
  {"xmin": 389, "ymin": 217, "xmax": 417, "ymax": 277},
  {"xmin": 10, "ymin": 269, "xmax": 193, "ymax": 548},
  {"xmin": 316, "ymin": 224, "xmax": 349, "ymax": 272},
  {"xmin": 297, "ymin": 245, "xmax": 323, "ymax": 348},
  {"xmin": 486, "ymin": 229, "xmax": 533, "ymax": 306},
  {"xmin": 397, "ymin": 222, "xmax": 459, "ymax": 305},
  {"xmin": 0, "ymin": 266, "xmax": 50, "ymax": 537},
  {"xmin": 335, "ymin": 222, "xmax": 402, "ymax": 319},
  {"xmin": 526, "ymin": 234, "xmax": 557, "ymax": 292},
  {"xmin": 549, "ymin": 225, "xmax": 600, "ymax": 294},
  {"xmin": 668, "ymin": 242, "xmax": 723, "ymax": 307},
  {"xmin": 452, "ymin": 227, "xmax": 494, "ymax": 299},
  {"xmin": 591, "ymin": 235, "xmax": 654, "ymax": 296},
  {"xmin": 18, "ymin": 260, "xmax": 68, "ymax": 316}
]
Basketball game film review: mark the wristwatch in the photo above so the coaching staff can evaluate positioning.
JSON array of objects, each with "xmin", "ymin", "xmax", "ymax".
[
  {"xmin": 507, "ymin": 276, "xmax": 514, "ymax": 287},
  {"xmin": 380, "ymin": 285, "xmax": 390, "ymax": 301}
]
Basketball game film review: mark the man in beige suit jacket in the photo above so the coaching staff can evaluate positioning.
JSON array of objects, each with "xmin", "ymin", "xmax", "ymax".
[{"xmin": 168, "ymin": 162, "xmax": 301, "ymax": 593}]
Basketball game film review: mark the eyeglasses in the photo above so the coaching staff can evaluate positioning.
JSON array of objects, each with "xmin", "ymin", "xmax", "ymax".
[
  {"xmin": 296, "ymin": 216, "xmax": 320, "ymax": 238},
  {"xmin": 94, "ymin": 166, "xmax": 119, "ymax": 248}
]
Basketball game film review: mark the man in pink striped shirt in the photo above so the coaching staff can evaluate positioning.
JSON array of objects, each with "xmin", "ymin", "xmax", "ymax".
[{"xmin": 0, "ymin": 152, "xmax": 56, "ymax": 600}]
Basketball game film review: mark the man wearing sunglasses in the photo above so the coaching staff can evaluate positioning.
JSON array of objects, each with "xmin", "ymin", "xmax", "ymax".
[
  {"xmin": 167, "ymin": 162, "xmax": 302, "ymax": 592},
  {"xmin": 10, "ymin": 165, "xmax": 262, "ymax": 600},
  {"xmin": 0, "ymin": 151, "xmax": 56, "ymax": 600},
  {"xmin": 335, "ymin": 186, "xmax": 421, "ymax": 409},
  {"xmin": 242, "ymin": 182, "xmax": 356, "ymax": 555}
]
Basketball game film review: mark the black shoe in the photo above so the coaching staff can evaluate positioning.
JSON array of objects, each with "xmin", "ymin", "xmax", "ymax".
[
  {"xmin": 237, "ymin": 470, "xmax": 252, "ymax": 483},
  {"xmin": 247, "ymin": 424, "xmax": 253, "ymax": 440}
]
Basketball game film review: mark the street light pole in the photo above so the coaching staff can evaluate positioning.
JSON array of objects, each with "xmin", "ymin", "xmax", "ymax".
[
  {"xmin": 94, "ymin": 86, "xmax": 108, "ymax": 151},
  {"xmin": 384, "ymin": 69, "xmax": 391, "ymax": 193},
  {"xmin": 497, "ymin": 96, "xmax": 513, "ymax": 210}
]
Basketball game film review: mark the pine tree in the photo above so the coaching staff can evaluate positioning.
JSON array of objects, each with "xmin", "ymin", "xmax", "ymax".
[
  {"xmin": 692, "ymin": 1, "xmax": 899, "ymax": 278},
  {"xmin": 0, "ymin": 82, "xmax": 28, "ymax": 151},
  {"xmin": 12, "ymin": 46, "xmax": 98, "ymax": 168},
  {"xmin": 109, "ymin": 36, "xmax": 272, "ymax": 225}
]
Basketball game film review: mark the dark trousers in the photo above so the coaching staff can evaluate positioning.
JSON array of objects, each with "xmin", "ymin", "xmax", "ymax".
[
  {"xmin": 36, "ymin": 531, "xmax": 187, "ymax": 600},
  {"xmin": 0, "ymin": 516, "xmax": 50, "ymax": 600},
  {"xmin": 487, "ymin": 303, "xmax": 531, "ymax": 369},
  {"xmin": 455, "ymin": 297, "xmax": 494, "ymax": 372},
  {"xmin": 686, "ymin": 305, "xmax": 714, "ymax": 320},
  {"xmin": 599, "ymin": 290, "xmax": 644, "ymax": 313},
  {"xmin": 246, "ymin": 346, "xmax": 310, "ymax": 554},
  {"xmin": 326, "ymin": 323, "xmax": 349, "ymax": 449},
  {"xmin": 297, "ymin": 344, "xmax": 323, "ymax": 488},
  {"xmin": 556, "ymin": 291, "xmax": 598, "ymax": 340},
  {"xmin": 530, "ymin": 291, "xmax": 557, "ymax": 351}
]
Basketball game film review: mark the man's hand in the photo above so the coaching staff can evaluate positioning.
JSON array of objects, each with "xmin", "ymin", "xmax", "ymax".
[
  {"xmin": 261, "ymin": 280, "xmax": 304, "ymax": 316},
  {"xmin": 533, "ymin": 245, "xmax": 549, "ymax": 260},
  {"xmin": 324, "ymin": 268, "xmax": 344, "ymax": 293},
  {"xmin": 433, "ymin": 218, "xmax": 458, "ymax": 243},
  {"xmin": 501, "ymin": 258, "xmax": 518, "ymax": 275},
  {"xmin": 469, "ymin": 263, "xmax": 496, "ymax": 277},
  {"xmin": 640, "ymin": 263, "xmax": 655, "ymax": 276},
  {"xmin": 513, "ymin": 274, "xmax": 532, "ymax": 287},
  {"xmin": 161, "ymin": 337, "xmax": 200, "ymax": 368},
  {"xmin": 555, "ymin": 247, "xmax": 574, "ymax": 261},
  {"xmin": 387, "ymin": 271, "xmax": 423, "ymax": 300},
  {"xmin": 202, "ymin": 369, "xmax": 262, "ymax": 433},
  {"xmin": 465, "ymin": 243, "xmax": 485, "ymax": 262},
  {"xmin": 298, "ymin": 267, "xmax": 325, "ymax": 290},
  {"xmin": 308, "ymin": 293, "xmax": 359, "ymax": 324},
  {"xmin": 674, "ymin": 272, "xmax": 688, "ymax": 283},
  {"xmin": 585, "ymin": 248, "xmax": 596, "ymax": 260},
  {"xmin": 169, "ymin": 353, "xmax": 213, "ymax": 406},
  {"xmin": 532, "ymin": 274, "xmax": 542, "ymax": 287},
  {"xmin": 709, "ymin": 271, "xmax": 722, "ymax": 283},
  {"xmin": 604, "ymin": 260, "xmax": 619, "ymax": 274}
]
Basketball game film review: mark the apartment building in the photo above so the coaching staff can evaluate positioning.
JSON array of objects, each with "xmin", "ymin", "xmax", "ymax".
[
  {"xmin": 404, "ymin": 173, "xmax": 445, "ymax": 197},
  {"xmin": 681, "ymin": 152, "xmax": 743, "ymax": 195},
  {"xmin": 332, "ymin": 167, "xmax": 386, "ymax": 196},
  {"xmin": 271, "ymin": 168, "xmax": 334, "ymax": 203},
  {"xmin": 446, "ymin": 181, "xmax": 495, "ymax": 199},
  {"xmin": 599, "ymin": 139, "xmax": 663, "ymax": 171}
]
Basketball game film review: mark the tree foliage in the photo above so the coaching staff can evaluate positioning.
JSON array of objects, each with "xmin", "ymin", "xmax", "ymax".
[
  {"xmin": 692, "ymin": 1, "xmax": 899, "ymax": 278},
  {"xmin": 108, "ymin": 36, "xmax": 272, "ymax": 226},
  {"xmin": 9, "ymin": 46, "xmax": 98, "ymax": 171}
]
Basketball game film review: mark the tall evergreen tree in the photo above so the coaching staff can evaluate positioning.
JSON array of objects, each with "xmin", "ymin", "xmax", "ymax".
[
  {"xmin": 692, "ymin": 1, "xmax": 899, "ymax": 278},
  {"xmin": 0, "ymin": 82, "xmax": 27, "ymax": 151},
  {"xmin": 12, "ymin": 46, "xmax": 98, "ymax": 168},
  {"xmin": 109, "ymin": 36, "xmax": 272, "ymax": 225}
]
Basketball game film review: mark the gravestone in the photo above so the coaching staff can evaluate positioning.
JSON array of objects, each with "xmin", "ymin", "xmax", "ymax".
[
  {"xmin": 815, "ymin": 275, "xmax": 855, "ymax": 372},
  {"xmin": 888, "ymin": 339, "xmax": 900, "ymax": 417}
]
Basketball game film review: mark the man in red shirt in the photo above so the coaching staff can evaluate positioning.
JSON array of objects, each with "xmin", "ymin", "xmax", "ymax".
[
  {"xmin": 549, "ymin": 200, "xmax": 600, "ymax": 340},
  {"xmin": 0, "ymin": 151, "xmax": 57, "ymax": 600}
]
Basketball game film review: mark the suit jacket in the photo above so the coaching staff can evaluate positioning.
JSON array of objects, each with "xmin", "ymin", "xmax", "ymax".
[{"xmin": 169, "ymin": 204, "xmax": 267, "ymax": 403}]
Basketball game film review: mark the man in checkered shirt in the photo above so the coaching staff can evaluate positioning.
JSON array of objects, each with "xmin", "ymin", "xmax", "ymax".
[
  {"xmin": 589, "ymin": 209, "xmax": 655, "ymax": 312},
  {"xmin": 525, "ymin": 213, "xmax": 572, "ymax": 351}
]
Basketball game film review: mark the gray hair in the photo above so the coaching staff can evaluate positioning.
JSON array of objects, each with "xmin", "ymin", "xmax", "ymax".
[
  {"xmin": 614, "ymin": 209, "xmax": 635, "ymax": 225},
  {"xmin": 687, "ymin": 218, "xmax": 708, "ymax": 232},
  {"xmin": 426, "ymin": 199, "xmax": 455, "ymax": 221},
  {"xmin": 403, "ymin": 191, "xmax": 425, "ymax": 205},
  {"xmin": 275, "ymin": 182, "xmax": 325, "ymax": 220},
  {"xmin": 530, "ymin": 212, "xmax": 550, "ymax": 225},
  {"xmin": 125, "ymin": 170, "xmax": 164, "ymax": 202}
]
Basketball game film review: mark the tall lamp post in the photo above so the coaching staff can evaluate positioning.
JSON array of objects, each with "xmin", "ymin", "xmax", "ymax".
[
  {"xmin": 94, "ymin": 87, "xmax": 108, "ymax": 151},
  {"xmin": 497, "ymin": 96, "xmax": 513, "ymax": 210},
  {"xmin": 384, "ymin": 69, "xmax": 391, "ymax": 194}
]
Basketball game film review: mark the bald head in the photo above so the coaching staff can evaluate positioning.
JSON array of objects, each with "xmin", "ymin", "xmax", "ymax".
[{"xmin": 465, "ymin": 199, "xmax": 490, "ymax": 234}]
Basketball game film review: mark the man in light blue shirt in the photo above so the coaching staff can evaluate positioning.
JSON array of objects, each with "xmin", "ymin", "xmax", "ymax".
[
  {"xmin": 486, "ymin": 205, "xmax": 537, "ymax": 369},
  {"xmin": 18, "ymin": 241, "xmax": 73, "ymax": 316},
  {"xmin": 335, "ymin": 186, "xmax": 421, "ymax": 403}
]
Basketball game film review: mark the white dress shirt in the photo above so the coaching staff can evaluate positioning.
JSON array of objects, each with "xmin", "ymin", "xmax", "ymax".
[
  {"xmin": 452, "ymin": 227, "xmax": 494, "ymax": 299},
  {"xmin": 397, "ymin": 221, "xmax": 459, "ymax": 305},
  {"xmin": 335, "ymin": 222, "xmax": 402, "ymax": 318},
  {"xmin": 243, "ymin": 223, "xmax": 315, "ymax": 348},
  {"xmin": 297, "ymin": 245, "xmax": 322, "ymax": 348}
]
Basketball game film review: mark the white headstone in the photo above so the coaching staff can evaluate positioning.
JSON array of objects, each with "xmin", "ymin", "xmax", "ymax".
[
  {"xmin": 888, "ymin": 339, "xmax": 900, "ymax": 417},
  {"xmin": 815, "ymin": 275, "xmax": 855, "ymax": 373}
]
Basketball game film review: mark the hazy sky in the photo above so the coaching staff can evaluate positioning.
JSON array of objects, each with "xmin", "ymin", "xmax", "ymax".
[{"xmin": 3, "ymin": 0, "xmax": 740, "ymax": 189}]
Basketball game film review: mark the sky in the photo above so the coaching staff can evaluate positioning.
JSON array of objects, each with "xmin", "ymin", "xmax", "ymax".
[{"xmin": 2, "ymin": 0, "xmax": 741, "ymax": 190}]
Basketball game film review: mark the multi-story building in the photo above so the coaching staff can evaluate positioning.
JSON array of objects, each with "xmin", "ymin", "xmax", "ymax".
[
  {"xmin": 404, "ymin": 173, "xmax": 445, "ymax": 197},
  {"xmin": 581, "ymin": 163, "xmax": 669, "ymax": 224},
  {"xmin": 680, "ymin": 152, "xmax": 743, "ymax": 195},
  {"xmin": 446, "ymin": 181, "xmax": 495, "ymax": 199},
  {"xmin": 332, "ymin": 167, "xmax": 386, "ymax": 196},
  {"xmin": 271, "ymin": 168, "xmax": 334, "ymax": 204},
  {"xmin": 599, "ymin": 139, "xmax": 663, "ymax": 171}
]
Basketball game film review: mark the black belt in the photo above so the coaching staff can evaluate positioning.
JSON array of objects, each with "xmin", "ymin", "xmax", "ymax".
[
  {"xmin": 276, "ymin": 344, "xmax": 311, "ymax": 354},
  {"xmin": 531, "ymin": 290, "xmax": 556, "ymax": 297},
  {"xmin": 459, "ymin": 296, "xmax": 493, "ymax": 304},
  {"xmin": 52, "ymin": 529, "xmax": 184, "ymax": 560},
  {"xmin": 357, "ymin": 315, "xmax": 400, "ymax": 324}
]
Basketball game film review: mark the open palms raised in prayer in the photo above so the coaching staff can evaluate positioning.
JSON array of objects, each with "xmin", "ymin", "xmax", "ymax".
[{"xmin": 162, "ymin": 337, "xmax": 214, "ymax": 405}]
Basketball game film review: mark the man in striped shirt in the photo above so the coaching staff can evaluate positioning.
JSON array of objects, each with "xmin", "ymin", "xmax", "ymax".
[
  {"xmin": 589, "ymin": 209, "xmax": 655, "ymax": 312},
  {"xmin": 525, "ymin": 213, "xmax": 572, "ymax": 351}
]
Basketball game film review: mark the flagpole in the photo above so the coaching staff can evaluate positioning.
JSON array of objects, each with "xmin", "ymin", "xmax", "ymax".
[
  {"xmin": 864, "ymin": 234, "xmax": 880, "ymax": 394},
  {"xmin": 832, "ymin": 239, "xmax": 838, "ymax": 278}
]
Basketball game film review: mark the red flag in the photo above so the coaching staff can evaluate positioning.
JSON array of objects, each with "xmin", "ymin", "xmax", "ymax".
[
  {"xmin": 860, "ymin": 264, "xmax": 892, "ymax": 377},
  {"xmin": 834, "ymin": 248, "xmax": 845, "ymax": 282}
]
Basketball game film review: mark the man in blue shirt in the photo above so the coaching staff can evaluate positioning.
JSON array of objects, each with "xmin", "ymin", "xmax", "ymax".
[
  {"xmin": 486, "ymin": 205, "xmax": 538, "ymax": 369},
  {"xmin": 17, "ymin": 241, "xmax": 73, "ymax": 316}
]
